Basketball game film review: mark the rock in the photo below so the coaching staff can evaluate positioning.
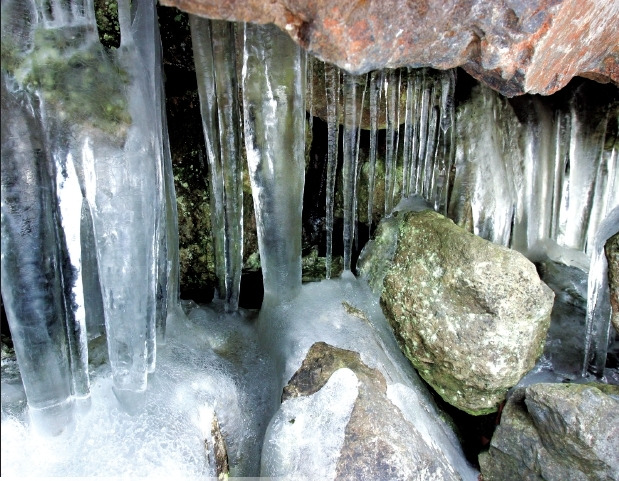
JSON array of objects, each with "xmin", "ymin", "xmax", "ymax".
[
  {"xmin": 261, "ymin": 341, "xmax": 469, "ymax": 480},
  {"xmin": 479, "ymin": 382, "xmax": 619, "ymax": 481},
  {"xmin": 359, "ymin": 209, "xmax": 554, "ymax": 415},
  {"xmin": 606, "ymin": 232, "xmax": 619, "ymax": 333},
  {"xmin": 160, "ymin": 0, "xmax": 618, "ymax": 96}
]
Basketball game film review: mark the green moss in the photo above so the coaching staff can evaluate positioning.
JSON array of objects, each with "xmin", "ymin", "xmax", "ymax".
[
  {"xmin": 2, "ymin": 25, "xmax": 130, "ymax": 138},
  {"xmin": 95, "ymin": 0, "xmax": 121, "ymax": 49}
]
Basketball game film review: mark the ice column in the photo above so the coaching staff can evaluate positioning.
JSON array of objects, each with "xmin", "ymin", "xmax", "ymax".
[
  {"xmin": 448, "ymin": 84, "xmax": 521, "ymax": 246},
  {"xmin": 558, "ymin": 86, "xmax": 612, "ymax": 253},
  {"xmin": 242, "ymin": 22, "xmax": 306, "ymax": 303},
  {"xmin": 191, "ymin": 17, "xmax": 244, "ymax": 312},
  {"xmin": 582, "ymin": 206, "xmax": 619, "ymax": 378},
  {"xmin": 341, "ymin": 72, "xmax": 367, "ymax": 272},
  {"xmin": 82, "ymin": 0, "xmax": 163, "ymax": 409},
  {"xmin": 1, "ymin": 75, "xmax": 75, "ymax": 435},
  {"xmin": 324, "ymin": 63, "xmax": 340, "ymax": 279}
]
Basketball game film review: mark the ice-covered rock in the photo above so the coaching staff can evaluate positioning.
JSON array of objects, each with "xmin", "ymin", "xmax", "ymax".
[
  {"xmin": 262, "ymin": 341, "xmax": 465, "ymax": 480},
  {"xmin": 359, "ymin": 209, "xmax": 554, "ymax": 415},
  {"xmin": 479, "ymin": 382, "xmax": 619, "ymax": 481}
]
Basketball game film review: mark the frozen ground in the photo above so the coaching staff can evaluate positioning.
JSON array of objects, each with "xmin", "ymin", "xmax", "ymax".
[
  {"xmin": 1, "ymin": 301, "xmax": 277, "ymax": 478},
  {"xmin": 1, "ymin": 271, "xmax": 616, "ymax": 478}
]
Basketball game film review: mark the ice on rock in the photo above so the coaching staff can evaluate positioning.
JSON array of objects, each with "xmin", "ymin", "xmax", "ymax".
[
  {"xmin": 256, "ymin": 276, "xmax": 478, "ymax": 480},
  {"xmin": 261, "ymin": 368, "xmax": 359, "ymax": 479},
  {"xmin": 1, "ymin": 303, "xmax": 278, "ymax": 477}
]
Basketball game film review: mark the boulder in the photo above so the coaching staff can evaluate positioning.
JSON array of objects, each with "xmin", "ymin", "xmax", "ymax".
[
  {"xmin": 261, "ymin": 341, "xmax": 470, "ymax": 480},
  {"xmin": 359, "ymin": 209, "xmax": 554, "ymax": 415},
  {"xmin": 160, "ymin": 0, "xmax": 618, "ymax": 96},
  {"xmin": 479, "ymin": 382, "xmax": 619, "ymax": 481},
  {"xmin": 606, "ymin": 232, "xmax": 619, "ymax": 333}
]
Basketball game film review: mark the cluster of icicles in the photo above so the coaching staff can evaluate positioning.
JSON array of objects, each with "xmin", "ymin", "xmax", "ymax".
[{"xmin": 1, "ymin": 0, "xmax": 617, "ymax": 436}]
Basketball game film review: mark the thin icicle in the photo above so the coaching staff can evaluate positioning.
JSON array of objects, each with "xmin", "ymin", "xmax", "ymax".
[
  {"xmin": 402, "ymin": 68, "xmax": 414, "ymax": 199},
  {"xmin": 341, "ymin": 72, "xmax": 366, "ymax": 272},
  {"xmin": 384, "ymin": 69, "xmax": 401, "ymax": 215},
  {"xmin": 409, "ymin": 70, "xmax": 423, "ymax": 194},
  {"xmin": 436, "ymin": 69, "xmax": 457, "ymax": 213},
  {"xmin": 415, "ymin": 69, "xmax": 431, "ymax": 194},
  {"xmin": 191, "ymin": 17, "xmax": 244, "ymax": 312},
  {"xmin": 324, "ymin": 62, "xmax": 340, "ymax": 279},
  {"xmin": 367, "ymin": 70, "xmax": 383, "ymax": 234},
  {"xmin": 307, "ymin": 53, "xmax": 314, "ymax": 138}
]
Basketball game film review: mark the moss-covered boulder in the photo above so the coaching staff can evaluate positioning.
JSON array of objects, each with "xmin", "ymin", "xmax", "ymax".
[
  {"xmin": 479, "ymin": 383, "xmax": 619, "ymax": 481},
  {"xmin": 359, "ymin": 209, "xmax": 554, "ymax": 415},
  {"xmin": 606, "ymin": 231, "xmax": 619, "ymax": 333}
]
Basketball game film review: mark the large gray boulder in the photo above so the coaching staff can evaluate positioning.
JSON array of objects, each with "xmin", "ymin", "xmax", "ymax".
[
  {"xmin": 479, "ymin": 382, "xmax": 619, "ymax": 481},
  {"xmin": 359, "ymin": 209, "xmax": 554, "ymax": 415},
  {"xmin": 261, "ymin": 342, "xmax": 471, "ymax": 480}
]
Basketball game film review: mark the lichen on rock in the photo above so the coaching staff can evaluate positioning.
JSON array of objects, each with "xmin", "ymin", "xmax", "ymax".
[{"xmin": 360, "ymin": 208, "xmax": 555, "ymax": 415}]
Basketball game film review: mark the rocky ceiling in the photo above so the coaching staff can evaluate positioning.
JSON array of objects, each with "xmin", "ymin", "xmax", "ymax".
[{"xmin": 160, "ymin": 0, "xmax": 618, "ymax": 97}]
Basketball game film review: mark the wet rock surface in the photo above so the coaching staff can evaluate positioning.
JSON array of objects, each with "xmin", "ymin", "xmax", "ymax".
[
  {"xmin": 160, "ymin": 0, "xmax": 618, "ymax": 96},
  {"xmin": 360, "ymin": 209, "xmax": 554, "ymax": 415},
  {"xmin": 479, "ymin": 382, "xmax": 619, "ymax": 481}
]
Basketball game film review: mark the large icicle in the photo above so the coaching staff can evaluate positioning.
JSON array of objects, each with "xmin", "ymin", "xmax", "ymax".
[
  {"xmin": 83, "ymin": 0, "xmax": 163, "ymax": 409},
  {"xmin": 242, "ymin": 22, "xmax": 306, "ymax": 304},
  {"xmin": 341, "ymin": 72, "xmax": 367, "ymax": 272},
  {"xmin": 324, "ymin": 63, "xmax": 340, "ymax": 279},
  {"xmin": 557, "ymin": 85, "xmax": 611, "ymax": 253},
  {"xmin": 191, "ymin": 17, "xmax": 244, "ymax": 312},
  {"xmin": 1, "ymin": 74, "xmax": 76, "ymax": 436},
  {"xmin": 582, "ymin": 206, "xmax": 619, "ymax": 378}
]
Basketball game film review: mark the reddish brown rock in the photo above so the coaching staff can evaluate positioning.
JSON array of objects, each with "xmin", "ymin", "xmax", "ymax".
[{"xmin": 160, "ymin": 0, "xmax": 618, "ymax": 96}]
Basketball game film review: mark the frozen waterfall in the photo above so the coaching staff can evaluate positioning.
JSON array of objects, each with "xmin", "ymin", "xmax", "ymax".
[{"xmin": 1, "ymin": 5, "xmax": 618, "ymax": 477}]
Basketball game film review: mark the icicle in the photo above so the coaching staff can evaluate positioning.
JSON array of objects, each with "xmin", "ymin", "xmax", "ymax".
[
  {"xmin": 324, "ymin": 62, "xmax": 340, "ymax": 279},
  {"xmin": 550, "ymin": 110, "xmax": 571, "ymax": 240},
  {"xmin": 557, "ymin": 87, "xmax": 610, "ymax": 252},
  {"xmin": 408, "ymin": 70, "xmax": 423, "ymax": 194},
  {"xmin": 415, "ymin": 69, "xmax": 431, "ymax": 194},
  {"xmin": 1, "ymin": 75, "xmax": 76, "ymax": 435},
  {"xmin": 434, "ymin": 69, "xmax": 457, "ymax": 213},
  {"xmin": 367, "ymin": 70, "xmax": 383, "ymax": 234},
  {"xmin": 191, "ymin": 17, "xmax": 244, "ymax": 312},
  {"xmin": 242, "ymin": 22, "xmax": 306, "ymax": 304},
  {"xmin": 422, "ymin": 102, "xmax": 439, "ymax": 199},
  {"xmin": 160, "ymin": 65, "xmax": 184, "ymax": 335},
  {"xmin": 582, "ymin": 206, "xmax": 619, "ymax": 378},
  {"xmin": 54, "ymin": 151, "xmax": 91, "ymax": 400},
  {"xmin": 341, "ymin": 72, "xmax": 366, "ymax": 272},
  {"xmin": 401, "ymin": 68, "xmax": 414, "ymax": 199},
  {"xmin": 82, "ymin": 0, "xmax": 162, "ymax": 409},
  {"xmin": 384, "ymin": 69, "xmax": 401, "ymax": 215},
  {"xmin": 447, "ymin": 84, "xmax": 520, "ymax": 246},
  {"xmin": 307, "ymin": 53, "xmax": 314, "ymax": 139}
]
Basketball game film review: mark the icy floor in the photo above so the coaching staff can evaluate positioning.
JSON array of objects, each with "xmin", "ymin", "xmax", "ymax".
[
  {"xmin": 1, "ymin": 301, "xmax": 278, "ymax": 478},
  {"xmin": 1, "ymin": 270, "xmax": 617, "ymax": 479}
]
